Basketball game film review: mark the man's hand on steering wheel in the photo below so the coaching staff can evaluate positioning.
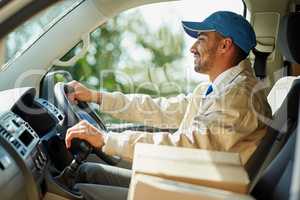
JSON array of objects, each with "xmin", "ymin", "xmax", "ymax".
[
  {"xmin": 65, "ymin": 80, "xmax": 105, "ymax": 149},
  {"xmin": 67, "ymin": 80, "xmax": 101, "ymax": 104},
  {"xmin": 65, "ymin": 120, "xmax": 105, "ymax": 149}
]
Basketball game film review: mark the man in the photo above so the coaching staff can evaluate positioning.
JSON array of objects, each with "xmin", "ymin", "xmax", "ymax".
[{"xmin": 66, "ymin": 11, "xmax": 271, "ymax": 198}]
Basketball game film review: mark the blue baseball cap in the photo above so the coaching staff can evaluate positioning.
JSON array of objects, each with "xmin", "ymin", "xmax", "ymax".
[{"xmin": 182, "ymin": 11, "xmax": 256, "ymax": 55}]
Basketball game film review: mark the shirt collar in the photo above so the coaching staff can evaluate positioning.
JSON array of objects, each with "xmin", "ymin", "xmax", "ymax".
[{"xmin": 210, "ymin": 64, "xmax": 245, "ymax": 93}]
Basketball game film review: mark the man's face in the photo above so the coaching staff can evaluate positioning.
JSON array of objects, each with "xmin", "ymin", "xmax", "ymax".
[{"xmin": 190, "ymin": 32, "xmax": 220, "ymax": 73}]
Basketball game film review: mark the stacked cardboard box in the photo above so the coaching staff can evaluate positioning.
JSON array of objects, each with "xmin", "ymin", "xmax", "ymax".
[{"xmin": 128, "ymin": 143, "xmax": 253, "ymax": 200}]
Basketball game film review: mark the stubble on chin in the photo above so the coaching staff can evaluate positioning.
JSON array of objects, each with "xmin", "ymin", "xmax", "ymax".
[
  {"xmin": 194, "ymin": 62, "xmax": 208, "ymax": 74},
  {"xmin": 194, "ymin": 65, "xmax": 201, "ymax": 73},
  {"xmin": 194, "ymin": 66, "xmax": 203, "ymax": 73},
  {"xmin": 194, "ymin": 59, "xmax": 203, "ymax": 73}
]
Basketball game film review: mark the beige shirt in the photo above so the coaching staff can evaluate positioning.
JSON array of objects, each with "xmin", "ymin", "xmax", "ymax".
[{"xmin": 100, "ymin": 63, "xmax": 272, "ymax": 164}]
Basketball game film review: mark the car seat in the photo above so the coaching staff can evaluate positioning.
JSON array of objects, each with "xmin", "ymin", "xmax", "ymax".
[
  {"xmin": 246, "ymin": 78, "xmax": 300, "ymax": 182},
  {"xmin": 250, "ymin": 11, "xmax": 300, "ymax": 200},
  {"xmin": 268, "ymin": 76, "xmax": 298, "ymax": 115}
]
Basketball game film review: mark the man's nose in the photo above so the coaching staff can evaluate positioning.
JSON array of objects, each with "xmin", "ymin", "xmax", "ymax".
[
  {"xmin": 190, "ymin": 42, "xmax": 197, "ymax": 53},
  {"xmin": 190, "ymin": 46, "xmax": 196, "ymax": 54}
]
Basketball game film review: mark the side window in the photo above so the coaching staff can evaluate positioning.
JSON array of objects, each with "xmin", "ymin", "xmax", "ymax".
[
  {"xmin": 0, "ymin": 1, "xmax": 82, "ymax": 70},
  {"xmin": 51, "ymin": 0, "xmax": 244, "ymax": 123}
]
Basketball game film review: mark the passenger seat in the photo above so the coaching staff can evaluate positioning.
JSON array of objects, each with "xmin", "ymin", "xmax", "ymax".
[
  {"xmin": 268, "ymin": 76, "xmax": 298, "ymax": 115},
  {"xmin": 246, "ymin": 77, "xmax": 300, "ymax": 185},
  {"xmin": 250, "ymin": 11, "xmax": 300, "ymax": 199},
  {"xmin": 245, "ymin": 10, "xmax": 300, "ymax": 182}
]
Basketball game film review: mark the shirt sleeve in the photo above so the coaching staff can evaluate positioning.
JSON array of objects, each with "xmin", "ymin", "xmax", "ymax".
[
  {"xmin": 102, "ymin": 87, "xmax": 271, "ymax": 164},
  {"xmin": 99, "ymin": 92, "xmax": 191, "ymax": 129}
]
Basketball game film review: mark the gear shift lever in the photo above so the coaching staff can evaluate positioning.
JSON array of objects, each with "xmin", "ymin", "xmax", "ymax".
[{"xmin": 54, "ymin": 139, "xmax": 92, "ymax": 192}]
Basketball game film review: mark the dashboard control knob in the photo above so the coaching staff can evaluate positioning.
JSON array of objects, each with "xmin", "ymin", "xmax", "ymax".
[
  {"xmin": 15, "ymin": 117, "xmax": 23, "ymax": 124},
  {"xmin": 6, "ymin": 125, "xmax": 16, "ymax": 133}
]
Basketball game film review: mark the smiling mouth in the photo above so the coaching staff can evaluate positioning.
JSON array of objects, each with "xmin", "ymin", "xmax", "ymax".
[
  {"xmin": 194, "ymin": 58, "xmax": 200, "ymax": 65},
  {"xmin": 194, "ymin": 53, "xmax": 200, "ymax": 61}
]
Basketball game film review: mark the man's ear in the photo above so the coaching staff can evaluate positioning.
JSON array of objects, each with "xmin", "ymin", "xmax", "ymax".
[{"xmin": 218, "ymin": 38, "xmax": 233, "ymax": 53}]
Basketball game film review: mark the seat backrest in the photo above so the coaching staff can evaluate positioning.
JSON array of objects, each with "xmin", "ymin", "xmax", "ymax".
[
  {"xmin": 245, "ymin": 11, "xmax": 300, "ymax": 184},
  {"xmin": 251, "ymin": 130, "xmax": 296, "ymax": 200},
  {"xmin": 250, "ymin": 11, "xmax": 300, "ymax": 199},
  {"xmin": 268, "ymin": 76, "xmax": 298, "ymax": 115},
  {"xmin": 245, "ymin": 78, "xmax": 300, "ymax": 181}
]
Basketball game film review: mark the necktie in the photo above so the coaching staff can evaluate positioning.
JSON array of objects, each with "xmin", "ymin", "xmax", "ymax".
[{"xmin": 205, "ymin": 84, "xmax": 213, "ymax": 96}]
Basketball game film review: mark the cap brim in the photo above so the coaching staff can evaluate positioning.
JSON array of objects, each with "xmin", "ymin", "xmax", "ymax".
[{"xmin": 182, "ymin": 21, "xmax": 215, "ymax": 38}]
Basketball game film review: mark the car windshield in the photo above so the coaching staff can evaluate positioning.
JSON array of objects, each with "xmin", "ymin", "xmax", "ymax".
[{"xmin": 0, "ymin": 0, "xmax": 83, "ymax": 70}]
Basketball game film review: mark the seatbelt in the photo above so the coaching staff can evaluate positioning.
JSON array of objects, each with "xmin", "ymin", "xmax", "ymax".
[
  {"xmin": 253, "ymin": 48, "xmax": 271, "ymax": 79},
  {"xmin": 283, "ymin": 61, "xmax": 292, "ymax": 76}
]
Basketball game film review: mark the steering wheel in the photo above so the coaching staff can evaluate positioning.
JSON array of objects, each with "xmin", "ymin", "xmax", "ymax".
[
  {"xmin": 53, "ymin": 82, "xmax": 117, "ymax": 165},
  {"xmin": 54, "ymin": 82, "xmax": 107, "ymax": 130}
]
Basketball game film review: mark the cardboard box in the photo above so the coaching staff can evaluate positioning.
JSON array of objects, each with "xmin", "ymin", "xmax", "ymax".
[
  {"xmin": 132, "ymin": 144, "xmax": 250, "ymax": 194},
  {"xmin": 128, "ymin": 174, "xmax": 255, "ymax": 200}
]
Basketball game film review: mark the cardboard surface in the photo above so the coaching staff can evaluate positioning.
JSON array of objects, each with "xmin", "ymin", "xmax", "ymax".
[
  {"xmin": 132, "ymin": 144, "xmax": 250, "ymax": 194},
  {"xmin": 128, "ymin": 174, "xmax": 255, "ymax": 200},
  {"xmin": 43, "ymin": 193, "xmax": 70, "ymax": 200}
]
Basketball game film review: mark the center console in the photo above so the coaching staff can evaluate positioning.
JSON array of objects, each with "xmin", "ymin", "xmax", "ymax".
[
  {"xmin": 0, "ymin": 111, "xmax": 50, "ymax": 199},
  {"xmin": 0, "ymin": 112, "xmax": 47, "ymax": 180},
  {"xmin": 0, "ymin": 87, "xmax": 68, "ymax": 200},
  {"xmin": 0, "ymin": 87, "xmax": 97, "ymax": 200}
]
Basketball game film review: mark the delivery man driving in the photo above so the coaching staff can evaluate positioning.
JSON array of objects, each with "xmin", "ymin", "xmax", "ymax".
[{"xmin": 66, "ymin": 11, "xmax": 272, "ymax": 200}]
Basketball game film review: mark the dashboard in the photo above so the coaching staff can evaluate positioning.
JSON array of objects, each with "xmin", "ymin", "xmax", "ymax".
[
  {"xmin": 0, "ymin": 86, "xmax": 177, "ymax": 199},
  {"xmin": 0, "ymin": 87, "xmax": 65, "ymax": 200}
]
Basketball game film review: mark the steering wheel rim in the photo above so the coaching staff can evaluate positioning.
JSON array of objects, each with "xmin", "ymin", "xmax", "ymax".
[
  {"xmin": 54, "ymin": 82, "xmax": 107, "ymax": 131},
  {"xmin": 53, "ymin": 82, "xmax": 117, "ymax": 165},
  {"xmin": 54, "ymin": 82, "xmax": 79, "ymax": 128}
]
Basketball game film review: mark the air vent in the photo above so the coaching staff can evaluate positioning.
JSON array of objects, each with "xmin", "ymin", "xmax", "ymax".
[
  {"xmin": 0, "ymin": 127, "xmax": 12, "ymax": 140},
  {"xmin": 0, "ymin": 127, "xmax": 22, "ymax": 152}
]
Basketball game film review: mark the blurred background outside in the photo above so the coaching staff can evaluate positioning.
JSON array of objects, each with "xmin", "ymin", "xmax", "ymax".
[{"xmin": 0, "ymin": 0, "xmax": 244, "ymax": 123}]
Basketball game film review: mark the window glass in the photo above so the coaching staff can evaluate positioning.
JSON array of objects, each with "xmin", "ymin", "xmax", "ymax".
[
  {"xmin": 52, "ymin": 0, "xmax": 244, "ymax": 123},
  {"xmin": 56, "ymin": 0, "xmax": 244, "ymax": 93},
  {"xmin": 0, "ymin": 0, "xmax": 82, "ymax": 69}
]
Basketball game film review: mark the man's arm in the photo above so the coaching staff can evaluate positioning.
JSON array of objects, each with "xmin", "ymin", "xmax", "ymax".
[
  {"xmin": 102, "ymin": 87, "xmax": 270, "ymax": 164},
  {"xmin": 100, "ymin": 92, "xmax": 190, "ymax": 129},
  {"xmin": 67, "ymin": 81, "xmax": 191, "ymax": 129},
  {"xmin": 66, "ymin": 87, "xmax": 271, "ymax": 164}
]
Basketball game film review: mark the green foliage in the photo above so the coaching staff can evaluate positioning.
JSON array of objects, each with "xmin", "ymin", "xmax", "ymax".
[
  {"xmin": 52, "ymin": 11, "xmax": 189, "ymax": 123},
  {"xmin": 54, "ymin": 11, "xmax": 186, "ymax": 95}
]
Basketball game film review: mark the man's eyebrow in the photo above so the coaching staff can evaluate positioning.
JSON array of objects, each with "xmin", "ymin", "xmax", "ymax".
[{"xmin": 197, "ymin": 32, "xmax": 208, "ymax": 38}]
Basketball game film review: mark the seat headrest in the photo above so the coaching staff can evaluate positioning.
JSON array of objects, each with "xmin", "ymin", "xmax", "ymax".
[{"xmin": 278, "ymin": 12, "xmax": 300, "ymax": 64}]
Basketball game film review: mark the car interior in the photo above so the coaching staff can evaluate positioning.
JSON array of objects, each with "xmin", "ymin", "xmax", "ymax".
[{"xmin": 0, "ymin": 0, "xmax": 300, "ymax": 200}]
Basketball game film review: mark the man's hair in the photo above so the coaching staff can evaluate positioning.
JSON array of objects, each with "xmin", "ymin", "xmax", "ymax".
[{"xmin": 234, "ymin": 44, "xmax": 248, "ymax": 64}]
